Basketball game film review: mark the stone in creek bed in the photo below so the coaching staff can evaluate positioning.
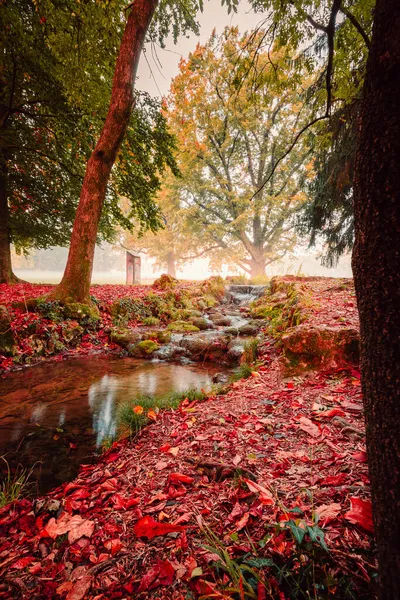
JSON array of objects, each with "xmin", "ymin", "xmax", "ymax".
[{"xmin": 110, "ymin": 328, "xmax": 142, "ymax": 348}]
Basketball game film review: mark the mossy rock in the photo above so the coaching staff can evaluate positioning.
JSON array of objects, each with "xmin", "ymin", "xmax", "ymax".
[
  {"xmin": 152, "ymin": 274, "xmax": 178, "ymax": 290},
  {"xmin": 143, "ymin": 329, "xmax": 171, "ymax": 344},
  {"xmin": 110, "ymin": 328, "xmax": 142, "ymax": 348},
  {"xmin": 189, "ymin": 317, "xmax": 211, "ymax": 331},
  {"xmin": 0, "ymin": 305, "xmax": 16, "ymax": 356},
  {"xmin": 166, "ymin": 321, "xmax": 200, "ymax": 333},
  {"xmin": 64, "ymin": 302, "xmax": 100, "ymax": 322},
  {"xmin": 130, "ymin": 340, "xmax": 160, "ymax": 357},
  {"xmin": 238, "ymin": 322, "xmax": 260, "ymax": 336},
  {"xmin": 282, "ymin": 324, "xmax": 360, "ymax": 371}
]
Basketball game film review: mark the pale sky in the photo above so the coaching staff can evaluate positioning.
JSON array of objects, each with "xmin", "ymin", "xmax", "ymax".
[{"xmin": 136, "ymin": 1, "xmax": 263, "ymax": 98}]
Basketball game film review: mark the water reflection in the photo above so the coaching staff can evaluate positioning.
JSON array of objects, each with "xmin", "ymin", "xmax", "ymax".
[
  {"xmin": 0, "ymin": 357, "xmax": 227, "ymax": 493},
  {"xmin": 89, "ymin": 375, "xmax": 118, "ymax": 447}
]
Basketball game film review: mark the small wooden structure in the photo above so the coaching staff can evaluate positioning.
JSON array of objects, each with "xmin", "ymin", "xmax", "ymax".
[{"xmin": 126, "ymin": 251, "xmax": 141, "ymax": 284}]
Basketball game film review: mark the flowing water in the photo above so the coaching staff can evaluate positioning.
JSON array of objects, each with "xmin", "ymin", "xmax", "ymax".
[{"xmin": 0, "ymin": 357, "xmax": 225, "ymax": 494}]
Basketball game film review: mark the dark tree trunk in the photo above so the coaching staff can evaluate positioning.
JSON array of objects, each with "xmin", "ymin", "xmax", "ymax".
[
  {"xmin": 52, "ymin": 0, "xmax": 158, "ymax": 303},
  {"xmin": 352, "ymin": 0, "xmax": 400, "ymax": 596},
  {"xmin": 167, "ymin": 252, "xmax": 176, "ymax": 278},
  {"xmin": 0, "ymin": 162, "xmax": 20, "ymax": 284}
]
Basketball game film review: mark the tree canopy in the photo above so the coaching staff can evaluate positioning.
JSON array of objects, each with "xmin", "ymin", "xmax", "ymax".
[
  {"xmin": 237, "ymin": 0, "xmax": 374, "ymax": 264},
  {"xmin": 164, "ymin": 27, "xmax": 315, "ymax": 277},
  {"xmin": 0, "ymin": 0, "xmax": 188, "ymax": 282}
]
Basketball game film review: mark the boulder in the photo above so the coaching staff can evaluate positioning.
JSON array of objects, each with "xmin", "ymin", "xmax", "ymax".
[
  {"xmin": 189, "ymin": 317, "xmax": 212, "ymax": 331},
  {"xmin": 167, "ymin": 321, "xmax": 200, "ymax": 333},
  {"xmin": 238, "ymin": 322, "xmax": 259, "ymax": 336},
  {"xmin": 129, "ymin": 340, "xmax": 160, "ymax": 357},
  {"xmin": 110, "ymin": 328, "xmax": 142, "ymax": 348},
  {"xmin": 64, "ymin": 302, "xmax": 100, "ymax": 323},
  {"xmin": 281, "ymin": 324, "xmax": 360, "ymax": 369}
]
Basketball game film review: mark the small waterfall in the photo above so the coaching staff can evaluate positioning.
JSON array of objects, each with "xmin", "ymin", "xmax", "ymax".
[{"xmin": 225, "ymin": 284, "xmax": 268, "ymax": 306}]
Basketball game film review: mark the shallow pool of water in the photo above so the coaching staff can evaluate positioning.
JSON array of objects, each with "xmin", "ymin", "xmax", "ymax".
[{"xmin": 0, "ymin": 357, "xmax": 225, "ymax": 494}]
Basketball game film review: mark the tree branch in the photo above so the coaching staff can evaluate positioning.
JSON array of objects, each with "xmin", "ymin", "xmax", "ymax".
[{"xmin": 340, "ymin": 6, "xmax": 371, "ymax": 48}]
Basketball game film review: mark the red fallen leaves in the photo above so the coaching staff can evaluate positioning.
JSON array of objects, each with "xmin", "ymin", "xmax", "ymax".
[
  {"xmin": 40, "ymin": 513, "xmax": 95, "ymax": 544},
  {"xmin": 344, "ymin": 497, "xmax": 374, "ymax": 532},
  {"xmin": 133, "ymin": 516, "xmax": 186, "ymax": 539},
  {"xmin": 138, "ymin": 559, "xmax": 175, "ymax": 592}
]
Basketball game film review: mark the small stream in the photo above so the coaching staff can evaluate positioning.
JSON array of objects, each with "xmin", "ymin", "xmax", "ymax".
[
  {"xmin": 0, "ymin": 284, "xmax": 266, "ymax": 495},
  {"xmin": 0, "ymin": 357, "xmax": 226, "ymax": 494}
]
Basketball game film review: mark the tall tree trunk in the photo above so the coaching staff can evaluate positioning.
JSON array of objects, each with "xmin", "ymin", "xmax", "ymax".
[
  {"xmin": 52, "ymin": 0, "xmax": 158, "ymax": 303},
  {"xmin": 249, "ymin": 256, "xmax": 266, "ymax": 278},
  {"xmin": 0, "ymin": 161, "xmax": 20, "ymax": 284},
  {"xmin": 352, "ymin": 0, "xmax": 400, "ymax": 596},
  {"xmin": 166, "ymin": 252, "xmax": 176, "ymax": 278}
]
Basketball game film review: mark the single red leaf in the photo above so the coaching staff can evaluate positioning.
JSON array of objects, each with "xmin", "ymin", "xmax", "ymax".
[
  {"xmin": 242, "ymin": 478, "xmax": 274, "ymax": 505},
  {"xmin": 10, "ymin": 556, "xmax": 35, "ymax": 570},
  {"xmin": 134, "ymin": 516, "xmax": 185, "ymax": 539},
  {"xmin": 315, "ymin": 503, "xmax": 341, "ymax": 524},
  {"xmin": 344, "ymin": 497, "xmax": 374, "ymax": 532},
  {"xmin": 169, "ymin": 472, "xmax": 194, "ymax": 485},
  {"xmin": 299, "ymin": 416, "xmax": 320, "ymax": 438}
]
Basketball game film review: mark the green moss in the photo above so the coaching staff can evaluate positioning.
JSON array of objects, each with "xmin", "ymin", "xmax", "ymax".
[
  {"xmin": 110, "ymin": 328, "xmax": 141, "ymax": 347},
  {"xmin": 189, "ymin": 317, "xmax": 210, "ymax": 330},
  {"xmin": 152, "ymin": 274, "xmax": 178, "ymax": 290},
  {"xmin": 132, "ymin": 340, "xmax": 160, "ymax": 356},
  {"xmin": 166, "ymin": 321, "xmax": 200, "ymax": 333},
  {"xmin": 142, "ymin": 329, "xmax": 171, "ymax": 344},
  {"xmin": 64, "ymin": 302, "xmax": 100, "ymax": 323},
  {"xmin": 142, "ymin": 316, "xmax": 161, "ymax": 326}
]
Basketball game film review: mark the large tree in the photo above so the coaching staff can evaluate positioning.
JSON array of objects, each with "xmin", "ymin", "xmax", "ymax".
[
  {"xmin": 352, "ymin": 0, "xmax": 400, "ymax": 594},
  {"xmin": 0, "ymin": 0, "xmax": 177, "ymax": 285},
  {"xmin": 166, "ymin": 28, "xmax": 315, "ymax": 278},
  {"xmin": 236, "ymin": 0, "xmax": 398, "ymax": 594},
  {"xmin": 49, "ymin": 0, "xmax": 203, "ymax": 303}
]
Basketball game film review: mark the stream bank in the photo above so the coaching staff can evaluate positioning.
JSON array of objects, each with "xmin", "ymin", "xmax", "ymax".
[{"xmin": 0, "ymin": 277, "xmax": 375, "ymax": 600}]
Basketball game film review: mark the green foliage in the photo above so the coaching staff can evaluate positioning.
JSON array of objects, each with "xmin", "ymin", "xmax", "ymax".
[
  {"xmin": 230, "ymin": 362, "xmax": 255, "ymax": 382},
  {"xmin": 111, "ymin": 297, "xmax": 151, "ymax": 322},
  {"xmin": 245, "ymin": 0, "xmax": 374, "ymax": 264},
  {"xmin": 116, "ymin": 387, "xmax": 207, "ymax": 437},
  {"xmin": 0, "ymin": 457, "xmax": 34, "ymax": 508},
  {"xmin": 242, "ymin": 338, "xmax": 259, "ymax": 364},
  {"xmin": 0, "ymin": 0, "xmax": 191, "ymax": 259},
  {"xmin": 298, "ymin": 103, "xmax": 357, "ymax": 266},
  {"xmin": 201, "ymin": 514, "xmax": 369, "ymax": 599},
  {"xmin": 142, "ymin": 316, "xmax": 161, "ymax": 327}
]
